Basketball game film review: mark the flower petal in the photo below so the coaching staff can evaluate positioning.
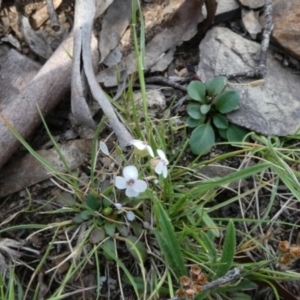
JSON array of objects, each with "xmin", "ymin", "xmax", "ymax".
[
  {"xmin": 155, "ymin": 161, "xmax": 164, "ymax": 175},
  {"xmin": 162, "ymin": 165, "xmax": 168, "ymax": 178},
  {"xmin": 115, "ymin": 176, "xmax": 127, "ymax": 189},
  {"xmin": 125, "ymin": 187, "xmax": 139, "ymax": 197},
  {"xmin": 130, "ymin": 140, "xmax": 145, "ymax": 150},
  {"xmin": 114, "ymin": 203, "xmax": 123, "ymax": 210},
  {"xmin": 157, "ymin": 149, "xmax": 167, "ymax": 161},
  {"xmin": 132, "ymin": 179, "xmax": 147, "ymax": 193},
  {"xmin": 126, "ymin": 211, "xmax": 136, "ymax": 221},
  {"xmin": 123, "ymin": 165, "xmax": 138, "ymax": 180},
  {"xmin": 147, "ymin": 145, "xmax": 155, "ymax": 157}
]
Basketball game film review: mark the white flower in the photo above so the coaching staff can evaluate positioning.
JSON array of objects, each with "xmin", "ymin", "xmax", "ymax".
[
  {"xmin": 114, "ymin": 203, "xmax": 123, "ymax": 210},
  {"xmin": 151, "ymin": 149, "xmax": 169, "ymax": 178},
  {"xmin": 130, "ymin": 139, "xmax": 154, "ymax": 157},
  {"xmin": 125, "ymin": 211, "xmax": 136, "ymax": 221},
  {"xmin": 115, "ymin": 166, "xmax": 147, "ymax": 197}
]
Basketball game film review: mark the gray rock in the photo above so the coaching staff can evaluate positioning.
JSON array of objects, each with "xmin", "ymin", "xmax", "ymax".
[
  {"xmin": 203, "ymin": 0, "xmax": 240, "ymax": 16},
  {"xmin": 239, "ymin": 0, "xmax": 265, "ymax": 9},
  {"xmin": 198, "ymin": 27, "xmax": 300, "ymax": 136}
]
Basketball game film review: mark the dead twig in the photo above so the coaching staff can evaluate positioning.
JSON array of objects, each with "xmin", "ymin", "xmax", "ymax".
[
  {"xmin": 168, "ymin": 267, "xmax": 243, "ymax": 300},
  {"xmin": 145, "ymin": 76, "xmax": 188, "ymax": 93},
  {"xmin": 256, "ymin": 0, "xmax": 273, "ymax": 77},
  {"xmin": 220, "ymin": 0, "xmax": 273, "ymax": 79},
  {"xmin": 46, "ymin": 0, "xmax": 60, "ymax": 31}
]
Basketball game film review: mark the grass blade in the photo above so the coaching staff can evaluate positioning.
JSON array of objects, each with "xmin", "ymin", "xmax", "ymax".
[
  {"xmin": 216, "ymin": 219, "xmax": 236, "ymax": 278},
  {"xmin": 154, "ymin": 202, "xmax": 186, "ymax": 277}
]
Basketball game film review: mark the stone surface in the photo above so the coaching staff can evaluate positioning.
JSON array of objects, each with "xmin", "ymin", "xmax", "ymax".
[
  {"xmin": 272, "ymin": 0, "xmax": 300, "ymax": 60},
  {"xmin": 242, "ymin": 8, "xmax": 261, "ymax": 38},
  {"xmin": 239, "ymin": 0, "xmax": 265, "ymax": 9},
  {"xmin": 198, "ymin": 26, "xmax": 300, "ymax": 136},
  {"xmin": 204, "ymin": 0, "xmax": 240, "ymax": 16}
]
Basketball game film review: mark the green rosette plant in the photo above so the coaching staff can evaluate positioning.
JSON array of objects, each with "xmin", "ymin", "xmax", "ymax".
[{"xmin": 186, "ymin": 76, "xmax": 248, "ymax": 155}]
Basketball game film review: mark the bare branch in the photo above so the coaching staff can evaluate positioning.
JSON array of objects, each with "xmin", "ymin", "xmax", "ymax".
[{"xmin": 72, "ymin": 0, "xmax": 133, "ymax": 149}]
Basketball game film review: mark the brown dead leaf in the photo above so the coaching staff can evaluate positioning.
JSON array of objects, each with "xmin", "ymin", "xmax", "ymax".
[{"xmin": 99, "ymin": 0, "xmax": 132, "ymax": 62}]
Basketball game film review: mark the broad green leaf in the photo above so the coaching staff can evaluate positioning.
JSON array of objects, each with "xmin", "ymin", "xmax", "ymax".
[
  {"xmin": 217, "ymin": 279, "xmax": 257, "ymax": 293},
  {"xmin": 90, "ymin": 227, "xmax": 105, "ymax": 244},
  {"xmin": 205, "ymin": 76, "xmax": 227, "ymax": 96},
  {"xmin": 130, "ymin": 220, "xmax": 143, "ymax": 237},
  {"xmin": 216, "ymin": 219, "xmax": 236, "ymax": 278},
  {"xmin": 186, "ymin": 117, "xmax": 202, "ymax": 128},
  {"xmin": 190, "ymin": 123, "xmax": 215, "ymax": 155},
  {"xmin": 226, "ymin": 124, "xmax": 249, "ymax": 142},
  {"xmin": 187, "ymin": 81, "xmax": 206, "ymax": 102},
  {"xmin": 73, "ymin": 214, "xmax": 84, "ymax": 224},
  {"xmin": 117, "ymin": 224, "xmax": 129, "ymax": 236},
  {"xmin": 213, "ymin": 113, "xmax": 228, "ymax": 129},
  {"xmin": 96, "ymin": 218, "xmax": 105, "ymax": 226},
  {"xmin": 154, "ymin": 202, "xmax": 186, "ymax": 277},
  {"xmin": 102, "ymin": 239, "xmax": 115, "ymax": 261},
  {"xmin": 85, "ymin": 193, "xmax": 100, "ymax": 211},
  {"xmin": 187, "ymin": 104, "xmax": 203, "ymax": 119},
  {"xmin": 80, "ymin": 210, "xmax": 93, "ymax": 220},
  {"xmin": 218, "ymin": 128, "xmax": 227, "ymax": 140},
  {"xmin": 215, "ymin": 90, "xmax": 240, "ymax": 113},
  {"xmin": 104, "ymin": 222, "xmax": 116, "ymax": 237},
  {"xmin": 231, "ymin": 293, "xmax": 252, "ymax": 300},
  {"xmin": 200, "ymin": 104, "xmax": 211, "ymax": 114},
  {"xmin": 125, "ymin": 235, "xmax": 147, "ymax": 262}
]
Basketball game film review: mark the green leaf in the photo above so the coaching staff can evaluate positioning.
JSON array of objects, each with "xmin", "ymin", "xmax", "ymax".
[
  {"xmin": 205, "ymin": 76, "xmax": 227, "ymax": 96},
  {"xmin": 104, "ymin": 222, "xmax": 116, "ymax": 237},
  {"xmin": 186, "ymin": 117, "xmax": 202, "ymax": 128},
  {"xmin": 187, "ymin": 104, "xmax": 203, "ymax": 119},
  {"xmin": 200, "ymin": 231, "xmax": 217, "ymax": 263},
  {"xmin": 226, "ymin": 124, "xmax": 249, "ymax": 142},
  {"xmin": 130, "ymin": 220, "xmax": 143, "ymax": 237},
  {"xmin": 218, "ymin": 128, "xmax": 227, "ymax": 140},
  {"xmin": 102, "ymin": 239, "xmax": 115, "ymax": 261},
  {"xmin": 117, "ymin": 224, "xmax": 129, "ymax": 236},
  {"xmin": 190, "ymin": 123, "xmax": 215, "ymax": 155},
  {"xmin": 213, "ymin": 113, "xmax": 228, "ymax": 129},
  {"xmin": 195, "ymin": 290, "xmax": 210, "ymax": 300},
  {"xmin": 73, "ymin": 214, "xmax": 84, "ymax": 224},
  {"xmin": 202, "ymin": 211, "xmax": 219, "ymax": 238},
  {"xmin": 217, "ymin": 279, "xmax": 256, "ymax": 293},
  {"xmin": 80, "ymin": 210, "xmax": 93, "ymax": 220},
  {"xmin": 187, "ymin": 81, "xmax": 206, "ymax": 102},
  {"xmin": 125, "ymin": 236, "xmax": 147, "ymax": 263},
  {"xmin": 216, "ymin": 219, "xmax": 236, "ymax": 278},
  {"xmin": 200, "ymin": 104, "xmax": 211, "ymax": 114},
  {"xmin": 231, "ymin": 293, "xmax": 252, "ymax": 300},
  {"xmin": 96, "ymin": 218, "xmax": 105, "ymax": 226},
  {"xmin": 154, "ymin": 202, "xmax": 186, "ymax": 277},
  {"xmin": 215, "ymin": 90, "xmax": 240, "ymax": 113},
  {"xmin": 85, "ymin": 193, "xmax": 100, "ymax": 211}
]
